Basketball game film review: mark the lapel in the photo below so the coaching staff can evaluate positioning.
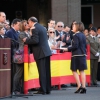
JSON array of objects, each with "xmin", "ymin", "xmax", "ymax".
[
  {"xmin": 24, "ymin": 31, "xmax": 30, "ymax": 38},
  {"xmin": 0, "ymin": 35, "xmax": 3, "ymax": 38},
  {"xmin": 89, "ymin": 35, "xmax": 95, "ymax": 42}
]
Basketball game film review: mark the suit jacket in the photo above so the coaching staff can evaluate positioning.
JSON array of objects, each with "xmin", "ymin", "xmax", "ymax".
[
  {"xmin": 6, "ymin": 28, "xmax": 19, "ymax": 47},
  {"xmin": 68, "ymin": 32, "xmax": 87, "ymax": 56},
  {"xmin": 86, "ymin": 35, "xmax": 100, "ymax": 59},
  {"xmin": 69, "ymin": 30, "xmax": 74, "ymax": 40},
  {"xmin": 96, "ymin": 37, "xmax": 100, "ymax": 53},
  {"xmin": 0, "ymin": 35, "xmax": 8, "ymax": 38},
  {"xmin": 6, "ymin": 28, "xmax": 19, "ymax": 56},
  {"xmin": 6, "ymin": 28, "xmax": 19, "ymax": 40},
  {"xmin": 55, "ymin": 30, "xmax": 66, "ymax": 41},
  {"xmin": 18, "ymin": 31, "xmax": 30, "ymax": 49},
  {"xmin": 25, "ymin": 23, "xmax": 51, "ymax": 60},
  {"xmin": 62, "ymin": 33, "xmax": 71, "ymax": 47}
]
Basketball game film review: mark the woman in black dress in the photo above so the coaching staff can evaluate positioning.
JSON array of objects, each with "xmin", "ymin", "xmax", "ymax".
[{"xmin": 63, "ymin": 22, "xmax": 87, "ymax": 94}]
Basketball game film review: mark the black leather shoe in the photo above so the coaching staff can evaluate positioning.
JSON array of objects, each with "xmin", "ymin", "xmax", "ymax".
[
  {"xmin": 34, "ymin": 91, "xmax": 46, "ymax": 95},
  {"xmin": 90, "ymin": 83, "xmax": 99, "ymax": 87},
  {"xmin": 46, "ymin": 91, "xmax": 51, "ymax": 94},
  {"xmin": 71, "ymin": 83, "xmax": 77, "ymax": 87},
  {"xmin": 61, "ymin": 84, "xmax": 67, "ymax": 88},
  {"xmin": 13, "ymin": 91, "xmax": 21, "ymax": 95}
]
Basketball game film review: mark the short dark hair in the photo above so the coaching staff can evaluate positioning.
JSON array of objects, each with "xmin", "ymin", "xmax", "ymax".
[
  {"xmin": 73, "ymin": 22, "xmax": 85, "ymax": 32},
  {"xmin": 90, "ymin": 27, "xmax": 97, "ymax": 32},
  {"xmin": 64, "ymin": 25, "xmax": 70, "ymax": 28},
  {"xmin": 48, "ymin": 19, "xmax": 55, "ymax": 23},
  {"xmin": 28, "ymin": 17, "xmax": 38, "ymax": 22},
  {"xmin": 97, "ymin": 27, "xmax": 100, "ymax": 30},
  {"xmin": 12, "ymin": 18, "xmax": 21, "ymax": 25}
]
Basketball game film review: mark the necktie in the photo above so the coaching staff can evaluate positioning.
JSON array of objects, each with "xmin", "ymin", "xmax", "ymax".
[{"xmin": 93, "ymin": 37, "xmax": 95, "ymax": 40}]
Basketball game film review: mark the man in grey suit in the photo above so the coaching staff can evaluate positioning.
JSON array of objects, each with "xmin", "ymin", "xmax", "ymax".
[{"xmin": 87, "ymin": 27, "xmax": 100, "ymax": 86}]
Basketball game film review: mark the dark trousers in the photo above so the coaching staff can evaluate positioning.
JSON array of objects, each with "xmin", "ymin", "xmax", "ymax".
[
  {"xmin": 36, "ymin": 56, "xmax": 51, "ymax": 93},
  {"xmin": 97, "ymin": 62, "xmax": 100, "ymax": 81},
  {"xmin": 90, "ymin": 59, "xmax": 98, "ymax": 84},
  {"xmin": 13, "ymin": 63, "xmax": 24, "ymax": 92},
  {"xmin": 11, "ymin": 62, "xmax": 18, "ymax": 93}
]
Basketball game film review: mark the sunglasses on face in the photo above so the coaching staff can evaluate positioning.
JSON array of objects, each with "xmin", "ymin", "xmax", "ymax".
[
  {"xmin": 49, "ymin": 31, "xmax": 55, "ymax": 34},
  {"xmin": 58, "ymin": 26, "xmax": 63, "ymax": 28}
]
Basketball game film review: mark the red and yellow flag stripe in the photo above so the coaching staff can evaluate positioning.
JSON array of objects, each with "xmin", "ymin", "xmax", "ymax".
[{"xmin": 24, "ymin": 45, "xmax": 90, "ymax": 94}]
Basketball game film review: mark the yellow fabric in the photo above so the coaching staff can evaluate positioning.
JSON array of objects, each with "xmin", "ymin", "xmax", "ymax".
[
  {"xmin": 24, "ymin": 63, "xmax": 29, "ymax": 81},
  {"xmin": 24, "ymin": 60, "xmax": 90, "ymax": 81}
]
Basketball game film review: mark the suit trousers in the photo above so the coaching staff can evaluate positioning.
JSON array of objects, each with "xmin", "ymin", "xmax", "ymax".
[
  {"xmin": 90, "ymin": 59, "xmax": 98, "ymax": 84},
  {"xmin": 11, "ymin": 62, "xmax": 16, "ymax": 93},
  {"xmin": 13, "ymin": 63, "xmax": 24, "ymax": 92},
  {"xmin": 36, "ymin": 56, "xmax": 51, "ymax": 93},
  {"xmin": 97, "ymin": 62, "xmax": 100, "ymax": 81}
]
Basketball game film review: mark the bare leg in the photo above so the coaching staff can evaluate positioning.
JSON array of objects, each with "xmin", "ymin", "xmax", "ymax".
[
  {"xmin": 72, "ymin": 71, "xmax": 81, "ymax": 89},
  {"xmin": 80, "ymin": 71, "xmax": 86, "ymax": 88}
]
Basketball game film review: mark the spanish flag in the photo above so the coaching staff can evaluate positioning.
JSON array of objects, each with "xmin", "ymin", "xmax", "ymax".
[{"xmin": 24, "ymin": 45, "xmax": 90, "ymax": 94}]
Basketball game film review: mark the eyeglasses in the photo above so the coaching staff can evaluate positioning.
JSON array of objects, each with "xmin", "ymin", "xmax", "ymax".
[
  {"xmin": 58, "ymin": 26, "xmax": 63, "ymax": 28},
  {"xmin": 49, "ymin": 31, "xmax": 55, "ymax": 34}
]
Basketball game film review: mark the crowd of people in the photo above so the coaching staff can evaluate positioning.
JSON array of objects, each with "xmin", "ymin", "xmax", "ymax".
[{"xmin": 0, "ymin": 11, "xmax": 100, "ymax": 95}]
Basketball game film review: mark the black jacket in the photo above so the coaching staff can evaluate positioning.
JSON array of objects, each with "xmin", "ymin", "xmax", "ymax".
[
  {"xmin": 6, "ymin": 28, "xmax": 19, "ymax": 57},
  {"xmin": 25, "ymin": 23, "xmax": 51, "ymax": 60},
  {"xmin": 68, "ymin": 32, "xmax": 87, "ymax": 56},
  {"xmin": 55, "ymin": 30, "xmax": 66, "ymax": 41},
  {"xmin": 62, "ymin": 33, "xmax": 71, "ymax": 47}
]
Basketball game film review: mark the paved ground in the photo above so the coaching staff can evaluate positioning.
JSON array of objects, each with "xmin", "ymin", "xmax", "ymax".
[{"xmin": 1, "ymin": 84, "xmax": 100, "ymax": 100}]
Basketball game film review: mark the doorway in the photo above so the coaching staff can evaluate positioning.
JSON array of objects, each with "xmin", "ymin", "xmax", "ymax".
[{"xmin": 81, "ymin": 5, "xmax": 93, "ymax": 28}]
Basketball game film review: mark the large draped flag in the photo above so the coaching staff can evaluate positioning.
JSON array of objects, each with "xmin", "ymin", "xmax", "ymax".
[{"xmin": 24, "ymin": 45, "xmax": 90, "ymax": 94}]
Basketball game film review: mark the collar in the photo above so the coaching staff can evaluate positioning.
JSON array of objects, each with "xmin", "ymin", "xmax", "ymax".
[
  {"xmin": 90, "ymin": 35, "xmax": 95, "ymax": 38},
  {"xmin": 75, "ymin": 31, "xmax": 80, "ymax": 34},
  {"xmin": 32, "ymin": 22, "xmax": 37, "ymax": 27},
  {"xmin": 1, "ymin": 35, "xmax": 4, "ymax": 38},
  {"xmin": 30, "ymin": 22, "xmax": 37, "ymax": 29},
  {"xmin": 97, "ymin": 34, "xmax": 100, "ymax": 38},
  {"xmin": 12, "ymin": 27, "xmax": 17, "ymax": 32},
  {"xmin": 57, "ymin": 30, "xmax": 63, "ymax": 34}
]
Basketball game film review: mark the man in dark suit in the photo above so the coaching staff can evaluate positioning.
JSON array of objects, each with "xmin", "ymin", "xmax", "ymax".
[
  {"xmin": 6, "ymin": 19, "xmax": 21, "ymax": 94},
  {"xmin": 6, "ymin": 19, "xmax": 21, "ymax": 56},
  {"xmin": 23, "ymin": 17, "xmax": 52, "ymax": 95}
]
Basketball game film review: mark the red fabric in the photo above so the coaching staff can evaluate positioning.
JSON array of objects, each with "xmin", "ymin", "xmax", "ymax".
[{"xmin": 24, "ymin": 75, "xmax": 90, "ymax": 90}]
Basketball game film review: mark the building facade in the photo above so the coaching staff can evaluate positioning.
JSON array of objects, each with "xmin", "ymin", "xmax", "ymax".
[{"xmin": 0, "ymin": 0, "xmax": 100, "ymax": 27}]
